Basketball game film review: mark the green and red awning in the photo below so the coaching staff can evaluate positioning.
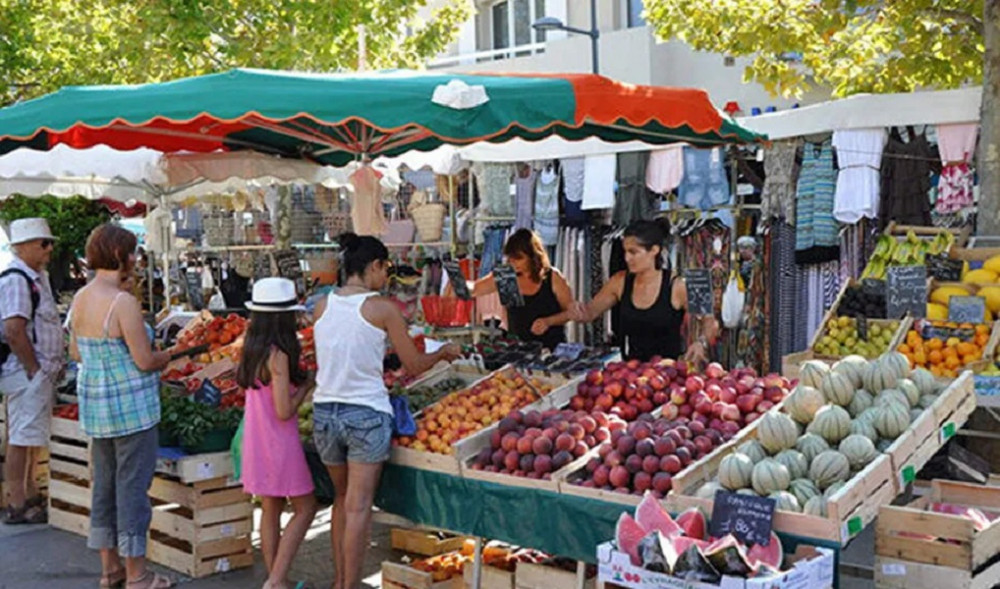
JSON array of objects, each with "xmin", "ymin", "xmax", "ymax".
[{"xmin": 0, "ymin": 69, "xmax": 764, "ymax": 166}]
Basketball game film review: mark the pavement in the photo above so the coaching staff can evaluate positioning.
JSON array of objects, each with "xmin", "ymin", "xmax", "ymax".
[{"xmin": 0, "ymin": 506, "xmax": 877, "ymax": 589}]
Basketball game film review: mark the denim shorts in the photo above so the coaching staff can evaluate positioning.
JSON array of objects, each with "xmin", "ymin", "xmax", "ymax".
[{"xmin": 313, "ymin": 402, "xmax": 392, "ymax": 466}]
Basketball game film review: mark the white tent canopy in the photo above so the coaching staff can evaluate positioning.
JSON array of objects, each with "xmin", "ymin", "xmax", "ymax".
[
  {"xmin": 0, "ymin": 145, "xmax": 354, "ymax": 204},
  {"xmin": 737, "ymin": 87, "xmax": 982, "ymax": 140}
]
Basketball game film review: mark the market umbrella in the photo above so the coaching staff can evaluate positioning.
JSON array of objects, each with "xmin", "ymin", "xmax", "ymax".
[{"xmin": 0, "ymin": 69, "xmax": 764, "ymax": 164}]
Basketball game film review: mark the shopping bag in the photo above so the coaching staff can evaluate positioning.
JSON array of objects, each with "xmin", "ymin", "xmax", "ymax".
[
  {"xmin": 390, "ymin": 394, "xmax": 417, "ymax": 437},
  {"xmin": 721, "ymin": 271, "xmax": 745, "ymax": 329},
  {"xmin": 230, "ymin": 415, "xmax": 245, "ymax": 482}
]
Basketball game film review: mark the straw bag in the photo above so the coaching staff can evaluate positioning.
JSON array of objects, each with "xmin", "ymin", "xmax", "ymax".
[{"xmin": 408, "ymin": 190, "xmax": 446, "ymax": 242}]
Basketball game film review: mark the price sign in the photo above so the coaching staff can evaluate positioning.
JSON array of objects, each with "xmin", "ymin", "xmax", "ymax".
[
  {"xmin": 710, "ymin": 490, "xmax": 775, "ymax": 547},
  {"xmin": 444, "ymin": 261, "xmax": 471, "ymax": 300},
  {"xmin": 887, "ymin": 266, "xmax": 927, "ymax": 319},
  {"xmin": 493, "ymin": 265, "xmax": 524, "ymax": 308},
  {"xmin": 684, "ymin": 269, "xmax": 713, "ymax": 316},
  {"xmin": 553, "ymin": 342, "xmax": 586, "ymax": 361},
  {"xmin": 861, "ymin": 278, "xmax": 887, "ymax": 298},
  {"xmin": 273, "ymin": 249, "xmax": 305, "ymax": 295},
  {"xmin": 194, "ymin": 380, "xmax": 222, "ymax": 408},
  {"xmin": 857, "ymin": 316, "xmax": 869, "ymax": 341},
  {"xmin": 926, "ymin": 254, "xmax": 964, "ymax": 282},
  {"xmin": 948, "ymin": 295, "xmax": 986, "ymax": 324},
  {"xmin": 185, "ymin": 269, "xmax": 204, "ymax": 311}
]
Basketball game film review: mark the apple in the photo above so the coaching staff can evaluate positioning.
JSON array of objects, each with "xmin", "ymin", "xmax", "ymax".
[
  {"xmin": 660, "ymin": 454, "xmax": 682, "ymax": 474},
  {"xmin": 685, "ymin": 376, "xmax": 705, "ymax": 394},
  {"xmin": 671, "ymin": 388, "xmax": 688, "ymax": 406},
  {"xmin": 678, "ymin": 404, "xmax": 693, "ymax": 417},
  {"xmin": 744, "ymin": 411, "xmax": 761, "ymax": 424},
  {"xmin": 720, "ymin": 403, "xmax": 741, "ymax": 422},
  {"xmin": 695, "ymin": 398, "xmax": 714, "ymax": 417},
  {"xmin": 585, "ymin": 370, "xmax": 603, "ymax": 386},
  {"xmin": 735, "ymin": 394, "xmax": 760, "ymax": 414},
  {"xmin": 693, "ymin": 435, "xmax": 714, "ymax": 455},
  {"xmin": 653, "ymin": 391, "xmax": 668, "ymax": 406},
  {"xmin": 705, "ymin": 384, "xmax": 723, "ymax": 402},
  {"xmin": 764, "ymin": 386, "xmax": 786, "ymax": 404},
  {"xmin": 661, "ymin": 403, "xmax": 679, "ymax": 420},
  {"xmin": 758, "ymin": 400, "xmax": 775, "ymax": 412},
  {"xmin": 596, "ymin": 393, "xmax": 614, "ymax": 410},
  {"xmin": 719, "ymin": 387, "xmax": 737, "ymax": 405},
  {"xmin": 605, "ymin": 382, "xmax": 623, "ymax": 399},
  {"xmin": 650, "ymin": 375, "xmax": 667, "ymax": 391},
  {"xmin": 705, "ymin": 362, "xmax": 726, "ymax": 380}
]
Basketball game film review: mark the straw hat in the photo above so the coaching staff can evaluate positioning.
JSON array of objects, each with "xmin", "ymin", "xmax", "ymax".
[{"xmin": 245, "ymin": 277, "xmax": 305, "ymax": 313}]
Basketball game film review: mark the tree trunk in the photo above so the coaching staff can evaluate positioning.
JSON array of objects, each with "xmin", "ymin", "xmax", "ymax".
[{"xmin": 978, "ymin": 0, "xmax": 1000, "ymax": 235}]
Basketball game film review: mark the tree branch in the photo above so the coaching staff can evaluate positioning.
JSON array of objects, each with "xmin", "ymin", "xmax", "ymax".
[{"xmin": 923, "ymin": 8, "xmax": 984, "ymax": 35}]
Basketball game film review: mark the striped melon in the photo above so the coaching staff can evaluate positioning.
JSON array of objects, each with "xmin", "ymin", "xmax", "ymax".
[
  {"xmin": 873, "ymin": 402, "xmax": 910, "ymax": 440},
  {"xmin": 799, "ymin": 360, "xmax": 830, "ymax": 389},
  {"xmin": 774, "ymin": 449, "xmax": 809, "ymax": 479},
  {"xmin": 769, "ymin": 491, "xmax": 802, "ymax": 513},
  {"xmin": 804, "ymin": 496, "xmax": 827, "ymax": 517},
  {"xmin": 848, "ymin": 389, "xmax": 874, "ymax": 418},
  {"xmin": 695, "ymin": 481, "xmax": 724, "ymax": 499},
  {"xmin": 919, "ymin": 394, "xmax": 937, "ymax": 410},
  {"xmin": 880, "ymin": 352, "xmax": 912, "ymax": 380},
  {"xmin": 832, "ymin": 355, "xmax": 869, "ymax": 388},
  {"xmin": 809, "ymin": 450, "xmax": 850, "ymax": 489},
  {"xmin": 785, "ymin": 385, "xmax": 825, "ymax": 425},
  {"xmin": 737, "ymin": 488, "xmax": 758, "ymax": 496},
  {"xmin": 796, "ymin": 433, "xmax": 830, "ymax": 463},
  {"xmin": 806, "ymin": 405, "xmax": 852, "ymax": 444},
  {"xmin": 751, "ymin": 458, "xmax": 791, "ymax": 495},
  {"xmin": 737, "ymin": 440, "xmax": 768, "ymax": 464},
  {"xmin": 849, "ymin": 419, "xmax": 878, "ymax": 443},
  {"xmin": 821, "ymin": 371, "xmax": 856, "ymax": 407},
  {"xmin": 789, "ymin": 478, "xmax": 821, "ymax": 506},
  {"xmin": 863, "ymin": 362, "xmax": 898, "ymax": 393},
  {"xmin": 823, "ymin": 481, "xmax": 846, "ymax": 500},
  {"xmin": 839, "ymin": 435, "xmax": 878, "ymax": 470},
  {"xmin": 910, "ymin": 407, "xmax": 924, "ymax": 423},
  {"xmin": 896, "ymin": 379, "xmax": 921, "ymax": 407},
  {"xmin": 718, "ymin": 453, "xmax": 754, "ymax": 491},
  {"xmin": 856, "ymin": 407, "xmax": 881, "ymax": 426},
  {"xmin": 910, "ymin": 368, "xmax": 939, "ymax": 396},
  {"xmin": 758, "ymin": 412, "xmax": 799, "ymax": 455},
  {"xmin": 875, "ymin": 389, "xmax": 910, "ymax": 410}
]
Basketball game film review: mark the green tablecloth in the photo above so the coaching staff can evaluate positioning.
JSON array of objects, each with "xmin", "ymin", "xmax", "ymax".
[{"xmin": 374, "ymin": 463, "xmax": 841, "ymax": 569}]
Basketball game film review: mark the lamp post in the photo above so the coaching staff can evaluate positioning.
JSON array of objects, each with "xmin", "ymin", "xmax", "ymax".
[{"xmin": 532, "ymin": 0, "xmax": 600, "ymax": 74}]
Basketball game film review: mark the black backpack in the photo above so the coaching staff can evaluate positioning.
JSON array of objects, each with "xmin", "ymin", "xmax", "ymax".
[{"xmin": 0, "ymin": 268, "xmax": 40, "ymax": 374}]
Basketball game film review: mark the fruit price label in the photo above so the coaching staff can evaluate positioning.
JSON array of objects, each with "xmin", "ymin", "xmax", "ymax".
[
  {"xmin": 948, "ymin": 295, "xmax": 986, "ymax": 324},
  {"xmin": 443, "ymin": 261, "xmax": 471, "ymax": 299},
  {"xmin": 710, "ymin": 490, "xmax": 775, "ymax": 546},
  {"xmin": 887, "ymin": 265, "xmax": 927, "ymax": 319},
  {"xmin": 684, "ymin": 269, "xmax": 713, "ymax": 316},
  {"xmin": 856, "ymin": 316, "xmax": 869, "ymax": 341},
  {"xmin": 861, "ymin": 278, "xmax": 887, "ymax": 298},
  {"xmin": 184, "ymin": 269, "xmax": 205, "ymax": 311},
  {"xmin": 493, "ymin": 265, "xmax": 524, "ymax": 308},
  {"xmin": 273, "ymin": 249, "xmax": 305, "ymax": 295},
  {"xmin": 926, "ymin": 254, "xmax": 964, "ymax": 282}
]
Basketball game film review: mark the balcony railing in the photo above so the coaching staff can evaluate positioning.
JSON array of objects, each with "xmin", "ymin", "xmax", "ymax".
[{"xmin": 427, "ymin": 42, "xmax": 547, "ymax": 69}]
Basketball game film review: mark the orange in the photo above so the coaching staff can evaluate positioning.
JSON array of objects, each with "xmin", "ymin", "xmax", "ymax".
[
  {"xmin": 898, "ymin": 344, "xmax": 912, "ymax": 354},
  {"xmin": 913, "ymin": 349, "xmax": 928, "ymax": 365},
  {"xmin": 929, "ymin": 350, "xmax": 943, "ymax": 364},
  {"xmin": 945, "ymin": 355, "xmax": 961, "ymax": 369},
  {"xmin": 930, "ymin": 365, "xmax": 943, "ymax": 377},
  {"xmin": 926, "ymin": 338, "xmax": 944, "ymax": 351},
  {"xmin": 957, "ymin": 342, "xmax": 978, "ymax": 356},
  {"xmin": 976, "ymin": 333, "xmax": 990, "ymax": 347},
  {"xmin": 962, "ymin": 354, "xmax": 981, "ymax": 366},
  {"xmin": 906, "ymin": 331, "xmax": 922, "ymax": 347}
]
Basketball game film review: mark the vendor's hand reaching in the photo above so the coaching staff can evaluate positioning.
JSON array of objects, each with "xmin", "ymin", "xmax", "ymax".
[
  {"xmin": 439, "ymin": 343, "xmax": 463, "ymax": 362},
  {"xmin": 530, "ymin": 318, "xmax": 549, "ymax": 336}
]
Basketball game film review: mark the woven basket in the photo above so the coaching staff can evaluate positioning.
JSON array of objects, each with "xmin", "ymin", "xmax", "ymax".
[{"xmin": 410, "ymin": 203, "xmax": 446, "ymax": 242}]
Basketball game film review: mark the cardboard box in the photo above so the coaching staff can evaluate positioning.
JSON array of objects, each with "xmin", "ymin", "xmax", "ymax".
[{"xmin": 596, "ymin": 542, "xmax": 834, "ymax": 589}]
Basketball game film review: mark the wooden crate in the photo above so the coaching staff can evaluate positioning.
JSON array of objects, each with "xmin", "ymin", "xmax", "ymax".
[
  {"xmin": 668, "ymin": 388, "xmax": 897, "ymax": 545},
  {"xmin": 885, "ymin": 371, "xmax": 977, "ymax": 491},
  {"xmin": 49, "ymin": 498, "xmax": 91, "ymax": 537},
  {"xmin": 145, "ymin": 474, "xmax": 253, "ymax": 578},
  {"xmin": 381, "ymin": 561, "xmax": 464, "ymax": 589},
  {"xmin": 874, "ymin": 479, "xmax": 1000, "ymax": 588},
  {"xmin": 390, "ymin": 528, "xmax": 468, "ymax": 556},
  {"xmin": 515, "ymin": 561, "xmax": 595, "ymax": 589},
  {"xmin": 885, "ymin": 221, "xmax": 970, "ymax": 246},
  {"xmin": 463, "ymin": 562, "xmax": 515, "ymax": 589},
  {"xmin": 155, "ymin": 451, "xmax": 233, "ymax": 484},
  {"xmin": 47, "ymin": 470, "xmax": 91, "ymax": 537},
  {"xmin": 49, "ymin": 413, "xmax": 91, "ymax": 482}
]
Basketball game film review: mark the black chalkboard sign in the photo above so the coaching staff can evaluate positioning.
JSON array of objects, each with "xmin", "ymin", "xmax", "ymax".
[
  {"xmin": 927, "ymin": 255, "xmax": 964, "ymax": 282},
  {"xmin": 949, "ymin": 295, "xmax": 986, "ymax": 324},
  {"xmin": 444, "ymin": 261, "xmax": 471, "ymax": 300},
  {"xmin": 185, "ymin": 269, "xmax": 204, "ymax": 311},
  {"xmin": 919, "ymin": 322, "xmax": 975, "ymax": 342},
  {"xmin": 857, "ymin": 316, "xmax": 868, "ymax": 341},
  {"xmin": 684, "ymin": 269, "xmax": 713, "ymax": 316},
  {"xmin": 194, "ymin": 380, "xmax": 222, "ymax": 408},
  {"xmin": 861, "ymin": 278, "xmax": 887, "ymax": 298},
  {"xmin": 273, "ymin": 249, "xmax": 305, "ymax": 295},
  {"xmin": 254, "ymin": 253, "xmax": 273, "ymax": 281},
  {"xmin": 887, "ymin": 266, "xmax": 927, "ymax": 319},
  {"xmin": 493, "ymin": 265, "xmax": 524, "ymax": 308},
  {"xmin": 710, "ymin": 489, "xmax": 775, "ymax": 546}
]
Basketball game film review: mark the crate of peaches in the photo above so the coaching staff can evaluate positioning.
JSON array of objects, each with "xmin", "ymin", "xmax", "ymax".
[
  {"xmin": 897, "ymin": 319, "xmax": 1000, "ymax": 379},
  {"xmin": 390, "ymin": 367, "xmax": 557, "ymax": 475}
]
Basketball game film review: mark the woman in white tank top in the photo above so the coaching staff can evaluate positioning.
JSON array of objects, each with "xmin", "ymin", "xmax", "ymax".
[{"xmin": 312, "ymin": 233, "xmax": 460, "ymax": 589}]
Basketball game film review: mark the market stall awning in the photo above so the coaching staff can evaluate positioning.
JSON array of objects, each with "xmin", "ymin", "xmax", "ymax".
[
  {"xmin": 0, "ymin": 145, "xmax": 353, "ymax": 204},
  {"xmin": 0, "ymin": 69, "xmax": 763, "ymax": 165}
]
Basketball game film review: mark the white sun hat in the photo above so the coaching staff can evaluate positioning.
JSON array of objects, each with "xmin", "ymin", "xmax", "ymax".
[
  {"xmin": 245, "ymin": 277, "xmax": 306, "ymax": 313},
  {"xmin": 8, "ymin": 218, "xmax": 56, "ymax": 245}
]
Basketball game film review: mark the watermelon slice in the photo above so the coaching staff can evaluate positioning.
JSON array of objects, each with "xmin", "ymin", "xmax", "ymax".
[
  {"xmin": 677, "ymin": 507, "xmax": 707, "ymax": 540},
  {"xmin": 615, "ymin": 512, "xmax": 648, "ymax": 565},
  {"xmin": 672, "ymin": 543, "xmax": 721, "ymax": 582},
  {"xmin": 746, "ymin": 532, "xmax": 783, "ymax": 570},
  {"xmin": 931, "ymin": 502, "xmax": 992, "ymax": 531},
  {"xmin": 702, "ymin": 534, "xmax": 754, "ymax": 577},
  {"xmin": 635, "ymin": 492, "xmax": 683, "ymax": 539},
  {"xmin": 672, "ymin": 536, "xmax": 710, "ymax": 554}
]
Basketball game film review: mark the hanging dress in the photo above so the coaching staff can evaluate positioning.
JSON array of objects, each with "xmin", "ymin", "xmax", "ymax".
[
  {"xmin": 795, "ymin": 139, "xmax": 839, "ymax": 264},
  {"xmin": 761, "ymin": 139, "xmax": 801, "ymax": 223},
  {"xmin": 349, "ymin": 165, "xmax": 387, "ymax": 236},
  {"xmin": 832, "ymin": 128, "xmax": 886, "ymax": 223},
  {"xmin": 513, "ymin": 166, "xmax": 536, "ymax": 231},
  {"xmin": 533, "ymin": 165, "xmax": 560, "ymax": 246},
  {"xmin": 935, "ymin": 123, "xmax": 978, "ymax": 214},
  {"xmin": 879, "ymin": 128, "xmax": 940, "ymax": 228}
]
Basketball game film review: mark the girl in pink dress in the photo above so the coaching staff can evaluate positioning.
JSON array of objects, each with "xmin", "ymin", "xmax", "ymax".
[{"xmin": 237, "ymin": 278, "xmax": 317, "ymax": 589}]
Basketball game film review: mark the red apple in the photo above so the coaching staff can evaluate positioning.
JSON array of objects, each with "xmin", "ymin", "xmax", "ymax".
[
  {"xmin": 586, "ymin": 370, "xmax": 604, "ymax": 386},
  {"xmin": 705, "ymin": 384, "xmax": 723, "ymax": 402},
  {"xmin": 653, "ymin": 391, "xmax": 669, "ymax": 406},
  {"xmin": 605, "ymin": 382, "xmax": 623, "ymax": 399},
  {"xmin": 678, "ymin": 404, "xmax": 693, "ymax": 417},
  {"xmin": 720, "ymin": 403, "xmax": 741, "ymax": 422},
  {"xmin": 758, "ymin": 400, "xmax": 775, "ymax": 412},
  {"xmin": 764, "ymin": 386, "xmax": 786, "ymax": 404},
  {"xmin": 661, "ymin": 403, "xmax": 679, "ymax": 420},
  {"xmin": 719, "ymin": 387, "xmax": 738, "ymax": 405},
  {"xmin": 671, "ymin": 388, "xmax": 688, "ymax": 405},
  {"xmin": 685, "ymin": 376, "xmax": 705, "ymax": 394},
  {"xmin": 744, "ymin": 411, "xmax": 761, "ymax": 424}
]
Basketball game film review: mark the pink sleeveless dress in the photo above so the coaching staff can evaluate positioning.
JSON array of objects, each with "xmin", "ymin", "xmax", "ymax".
[{"xmin": 240, "ymin": 381, "xmax": 314, "ymax": 498}]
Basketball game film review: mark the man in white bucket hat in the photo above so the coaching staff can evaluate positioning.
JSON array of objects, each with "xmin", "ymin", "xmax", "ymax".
[{"xmin": 0, "ymin": 217, "xmax": 63, "ymax": 524}]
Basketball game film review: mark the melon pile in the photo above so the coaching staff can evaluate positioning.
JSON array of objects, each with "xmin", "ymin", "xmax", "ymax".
[
  {"xmin": 615, "ymin": 493, "xmax": 786, "ymax": 580},
  {"xmin": 695, "ymin": 352, "xmax": 943, "ymax": 516}
]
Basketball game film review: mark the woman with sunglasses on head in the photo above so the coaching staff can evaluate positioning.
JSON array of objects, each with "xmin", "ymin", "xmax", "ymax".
[
  {"xmin": 458, "ymin": 228, "xmax": 573, "ymax": 350},
  {"xmin": 563, "ymin": 219, "xmax": 718, "ymax": 364},
  {"xmin": 311, "ymin": 233, "xmax": 462, "ymax": 589}
]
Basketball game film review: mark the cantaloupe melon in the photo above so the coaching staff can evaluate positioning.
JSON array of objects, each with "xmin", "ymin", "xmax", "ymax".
[{"xmin": 751, "ymin": 459, "xmax": 791, "ymax": 495}]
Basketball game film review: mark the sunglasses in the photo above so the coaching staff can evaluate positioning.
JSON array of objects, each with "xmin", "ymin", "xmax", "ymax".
[{"xmin": 39, "ymin": 239, "xmax": 54, "ymax": 249}]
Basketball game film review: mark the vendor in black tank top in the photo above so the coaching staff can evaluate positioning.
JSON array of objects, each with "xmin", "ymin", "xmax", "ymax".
[
  {"xmin": 557, "ymin": 219, "xmax": 718, "ymax": 363},
  {"xmin": 461, "ymin": 229, "xmax": 573, "ymax": 350}
]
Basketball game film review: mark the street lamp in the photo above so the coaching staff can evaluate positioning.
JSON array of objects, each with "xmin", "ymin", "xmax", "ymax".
[{"xmin": 532, "ymin": 0, "xmax": 600, "ymax": 74}]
